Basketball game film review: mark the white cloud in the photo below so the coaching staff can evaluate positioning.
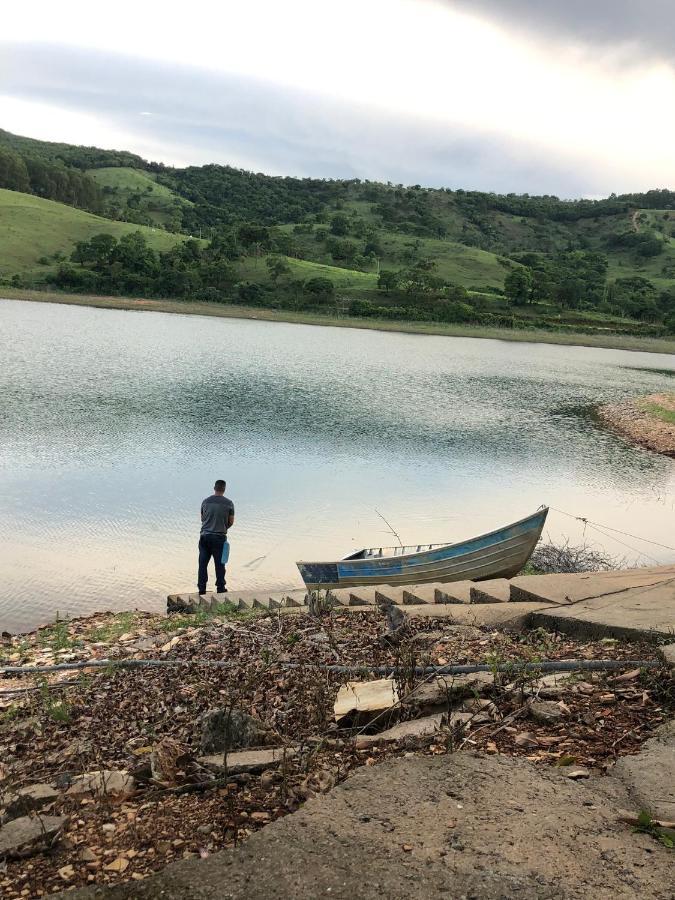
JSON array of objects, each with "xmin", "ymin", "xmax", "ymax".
[
  {"xmin": 0, "ymin": 95, "xmax": 189, "ymax": 165},
  {"xmin": 3, "ymin": 0, "xmax": 675, "ymax": 190}
]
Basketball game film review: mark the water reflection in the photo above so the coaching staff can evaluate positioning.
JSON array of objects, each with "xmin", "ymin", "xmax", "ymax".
[{"xmin": 0, "ymin": 298, "xmax": 674, "ymax": 633}]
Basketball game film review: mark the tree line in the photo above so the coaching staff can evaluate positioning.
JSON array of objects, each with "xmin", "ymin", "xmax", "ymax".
[{"xmin": 0, "ymin": 146, "xmax": 102, "ymax": 213}]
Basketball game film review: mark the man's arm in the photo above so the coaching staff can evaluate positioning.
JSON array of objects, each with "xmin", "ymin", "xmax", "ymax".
[{"xmin": 228, "ymin": 503, "xmax": 235, "ymax": 529}]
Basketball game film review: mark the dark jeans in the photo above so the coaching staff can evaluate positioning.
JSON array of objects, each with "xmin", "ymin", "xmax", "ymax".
[{"xmin": 198, "ymin": 533, "xmax": 227, "ymax": 594}]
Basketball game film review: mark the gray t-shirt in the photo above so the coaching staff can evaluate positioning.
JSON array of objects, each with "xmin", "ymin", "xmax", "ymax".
[{"xmin": 200, "ymin": 495, "xmax": 235, "ymax": 535}]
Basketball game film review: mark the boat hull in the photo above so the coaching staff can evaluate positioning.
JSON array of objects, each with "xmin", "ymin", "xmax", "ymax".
[{"xmin": 297, "ymin": 508, "xmax": 548, "ymax": 590}]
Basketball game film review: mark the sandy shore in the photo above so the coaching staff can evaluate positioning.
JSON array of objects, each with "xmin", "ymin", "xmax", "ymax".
[
  {"xmin": 598, "ymin": 392, "xmax": 675, "ymax": 456},
  {"xmin": 3, "ymin": 288, "xmax": 675, "ymax": 354}
]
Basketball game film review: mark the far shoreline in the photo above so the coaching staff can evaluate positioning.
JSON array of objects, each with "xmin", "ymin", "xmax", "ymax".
[
  {"xmin": 598, "ymin": 393, "xmax": 675, "ymax": 457},
  {"xmin": 3, "ymin": 287, "xmax": 675, "ymax": 355}
]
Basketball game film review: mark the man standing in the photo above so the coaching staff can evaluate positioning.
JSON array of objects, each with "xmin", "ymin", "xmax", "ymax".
[{"xmin": 198, "ymin": 479, "xmax": 235, "ymax": 595}]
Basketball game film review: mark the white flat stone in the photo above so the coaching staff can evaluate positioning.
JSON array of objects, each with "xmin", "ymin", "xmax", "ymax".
[
  {"xmin": 198, "ymin": 747, "xmax": 297, "ymax": 774},
  {"xmin": 334, "ymin": 678, "xmax": 400, "ymax": 721},
  {"xmin": 355, "ymin": 713, "xmax": 444, "ymax": 748}
]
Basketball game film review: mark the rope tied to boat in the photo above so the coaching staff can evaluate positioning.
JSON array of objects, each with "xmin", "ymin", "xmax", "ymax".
[{"xmin": 549, "ymin": 506, "xmax": 675, "ymax": 555}]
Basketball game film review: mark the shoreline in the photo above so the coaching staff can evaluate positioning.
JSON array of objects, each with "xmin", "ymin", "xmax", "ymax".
[
  {"xmin": 1, "ymin": 605, "xmax": 673, "ymax": 898},
  {"xmin": 3, "ymin": 287, "xmax": 675, "ymax": 354},
  {"xmin": 598, "ymin": 393, "xmax": 675, "ymax": 457}
]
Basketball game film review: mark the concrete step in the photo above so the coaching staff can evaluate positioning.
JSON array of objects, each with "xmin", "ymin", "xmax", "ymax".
[
  {"xmin": 327, "ymin": 589, "xmax": 352, "ymax": 607},
  {"xmin": 375, "ymin": 588, "xmax": 406, "ymax": 605},
  {"xmin": 282, "ymin": 591, "xmax": 309, "ymax": 608},
  {"xmin": 402, "ymin": 585, "xmax": 438, "ymax": 605},
  {"xmin": 470, "ymin": 579, "xmax": 511, "ymax": 604},
  {"xmin": 348, "ymin": 588, "xmax": 377, "ymax": 606},
  {"xmin": 434, "ymin": 582, "xmax": 473, "ymax": 604}
]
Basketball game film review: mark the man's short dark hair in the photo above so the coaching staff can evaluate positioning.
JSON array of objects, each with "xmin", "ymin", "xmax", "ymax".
[{"xmin": 214, "ymin": 479, "xmax": 226, "ymax": 493}]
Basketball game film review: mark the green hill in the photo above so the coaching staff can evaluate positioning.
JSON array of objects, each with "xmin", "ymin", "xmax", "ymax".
[
  {"xmin": 0, "ymin": 189, "xmax": 184, "ymax": 278},
  {"xmin": 88, "ymin": 167, "xmax": 189, "ymax": 229},
  {"xmin": 0, "ymin": 128, "xmax": 673, "ymax": 337}
]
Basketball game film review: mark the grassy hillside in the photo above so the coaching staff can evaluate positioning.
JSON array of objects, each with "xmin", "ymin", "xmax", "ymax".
[
  {"xmin": 0, "ymin": 189, "xmax": 183, "ymax": 278},
  {"xmin": 237, "ymin": 255, "xmax": 377, "ymax": 291},
  {"xmin": 277, "ymin": 222, "xmax": 508, "ymax": 291},
  {"xmin": 0, "ymin": 188, "xmax": 378, "ymax": 297},
  {"xmin": 88, "ymin": 167, "xmax": 189, "ymax": 228},
  {"xmin": 0, "ymin": 128, "xmax": 672, "ymax": 338}
]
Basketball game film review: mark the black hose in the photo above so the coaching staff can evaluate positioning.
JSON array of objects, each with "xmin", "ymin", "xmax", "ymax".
[{"xmin": 0, "ymin": 657, "xmax": 661, "ymax": 677}]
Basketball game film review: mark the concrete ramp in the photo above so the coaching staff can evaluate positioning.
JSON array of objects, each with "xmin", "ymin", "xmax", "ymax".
[
  {"xmin": 509, "ymin": 565, "xmax": 675, "ymax": 605},
  {"xmin": 529, "ymin": 582, "xmax": 675, "ymax": 640}
]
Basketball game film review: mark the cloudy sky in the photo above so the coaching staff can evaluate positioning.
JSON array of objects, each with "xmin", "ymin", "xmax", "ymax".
[{"xmin": 2, "ymin": 0, "xmax": 674, "ymax": 196}]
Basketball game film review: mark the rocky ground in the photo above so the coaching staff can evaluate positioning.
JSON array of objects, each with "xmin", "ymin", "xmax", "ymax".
[
  {"xmin": 598, "ymin": 392, "xmax": 675, "ymax": 456},
  {"xmin": 61, "ymin": 745, "xmax": 675, "ymax": 900},
  {"xmin": 1, "ymin": 606, "xmax": 673, "ymax": 897}
]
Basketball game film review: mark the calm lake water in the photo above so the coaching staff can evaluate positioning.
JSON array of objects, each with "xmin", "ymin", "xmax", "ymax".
[{"xmin": 1, "ymin": 297, "xmax": 674, "ymax": 633}]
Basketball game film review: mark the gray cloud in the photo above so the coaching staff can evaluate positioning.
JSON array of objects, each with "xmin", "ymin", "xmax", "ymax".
[
  {"xmin": 0, "ymin": 43, "xmax": 640, "ymax": 196},
  {"xmin": 448, "ymin": 0, "xmax": 675, "ymax": 61}
]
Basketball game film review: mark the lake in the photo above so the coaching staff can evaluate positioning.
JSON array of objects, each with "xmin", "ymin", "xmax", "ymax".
[{"xmin": 1, "ymin": 297, "xmax": 674, "ymax": 634}]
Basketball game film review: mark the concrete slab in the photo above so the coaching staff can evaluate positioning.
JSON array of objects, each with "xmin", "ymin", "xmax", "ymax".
[
  {"xmin": 281, "ymin": 591, "xmax": 308, "ymax": 608},
  {"xmin": 612, "ymin": 721, "xmax": 675, "ymax": 821},
  {"xmin": 470, "ymin": 578, "xmax": 510, "ymax": 604},
  {"xmin": 528, "ymin": 577, "xmax": 675, "ymax": 641},
  {"xmin": 510, "ymin": 565, "xmax": 675, "ymax": 605}
]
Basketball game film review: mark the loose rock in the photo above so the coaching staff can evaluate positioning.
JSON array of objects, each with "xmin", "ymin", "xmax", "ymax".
[
  {"xmin": 355, "ymin": 714, "xmax": 445, "ymax": 749},
  {"xmin": 199, "ymin": 708, "xmax": 279, "ymax": 753},
  {"xmin": 1, "ymin": 783, "xmax": 59, "ymax": 821},
  {"xmin": 150, "ymin": 737, "xmax": 190, "ymax": 784},
  {"xmin": 514, "ymin": 731, "xmax": 540, "ymax": 748},
  {"xmin": 334, "ymin": 679, "xmax": 400, "ymax": 723},
  {"xmin": 0, "ymin": 814, "xmax": 67, "ymax": 859},
  {"xmin": 67, "ymin": 769, "xmax": 135, "ymax": 800},
  {"xmin": 528, "ymin": 700, "xmax": 568, "ymax": 724}
]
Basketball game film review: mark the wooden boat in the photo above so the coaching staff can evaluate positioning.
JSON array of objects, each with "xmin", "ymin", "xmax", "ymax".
[{"xmin": 296, "ymin": 507, "xmax": 548, "ymax": 590}]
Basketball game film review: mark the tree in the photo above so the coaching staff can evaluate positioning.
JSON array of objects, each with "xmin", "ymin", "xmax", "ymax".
[
  {"xmin": 0, "ymin": 146, "xmax": 30, "ymax": 193},
  {"xmin": 266, "ymin": 255, "xmax": 291, "ymax": 282},
  {"xmin": 208, "ymin": 228, "xmax": 240, "ymax": 261},
  {"xmin": 378, "ymin": 270, "xmax": 398, "ymax": 293},
  {"xmin": 71, "ymin": 233, "xmax": 118, "ymax": 269},
  {"xmin": 504, "ymin": 268, "xmax": 533, "ymax": 305},
  {"xmin": 113, "ymin": 231, "xmax": 158, "ymax": 275},
  {"xmin": 607, "ymin": 277, "xmax": 658, "ymax": 320},
  {"xmin": 330, "ymin": 213, "xmax": 350, "ymax": 236},
  {"xmin": 327, "ymin": 238, "xmax": 358, "ymax": 262},
  {"xmin": 237, "ymin": 223, "xmax": 271, "ymax": 248},
  {"xmin": 304, "ymin": 277, "xmax": 334, "ymax": 297}
]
